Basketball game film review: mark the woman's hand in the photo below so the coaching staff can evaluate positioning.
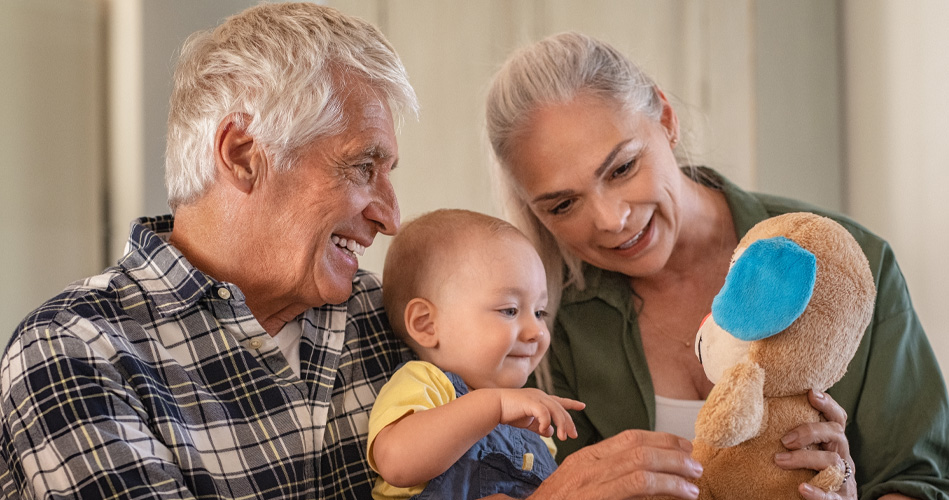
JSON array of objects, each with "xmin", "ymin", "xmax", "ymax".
[
  {"xmin": 525, "ymin": 429, "xmax": 702, "ymax": 499},
  {"xmin": 775, "ymin": 390, "xmax": 857, "ymax": 500}
]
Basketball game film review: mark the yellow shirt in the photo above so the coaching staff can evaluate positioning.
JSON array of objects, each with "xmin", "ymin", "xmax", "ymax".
[{"xmin": 367, "ymin": 360, "xmax": 556, "ymax": 500}]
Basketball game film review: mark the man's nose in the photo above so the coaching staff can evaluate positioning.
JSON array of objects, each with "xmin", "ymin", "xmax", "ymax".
[{"xmin": 367, "ymin": 175, "xmax": 400, "ymax": 235}]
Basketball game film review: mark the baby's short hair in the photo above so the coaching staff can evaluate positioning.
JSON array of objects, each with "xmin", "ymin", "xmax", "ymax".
[{"xmin": 382, "ymin": 209, "xmax": 524, "ymax": 339}]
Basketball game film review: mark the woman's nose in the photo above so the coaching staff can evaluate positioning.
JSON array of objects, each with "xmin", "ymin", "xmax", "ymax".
[{"xmin": 591, "ymin": 196, "xmax": 629, "ymax": 233}]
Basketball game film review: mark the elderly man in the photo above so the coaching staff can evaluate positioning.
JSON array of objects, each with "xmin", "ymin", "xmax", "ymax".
[{"xmin": 0, "ymin": 3, "xmax": 700, "ymax": 500}]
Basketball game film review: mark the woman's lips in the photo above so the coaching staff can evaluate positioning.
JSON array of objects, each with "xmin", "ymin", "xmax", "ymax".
[{"xmin": 614, "ymin": 216, "xmax": 653, "ymax": 251}]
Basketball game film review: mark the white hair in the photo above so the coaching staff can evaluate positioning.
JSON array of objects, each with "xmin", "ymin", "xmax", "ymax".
[
  {"xmin": 165, "ymin": 2, "xmax": 418, "ymax": 211},
  {"xmin": 485, "ymin": 32, "xmax": 664, "ymax": 310}
]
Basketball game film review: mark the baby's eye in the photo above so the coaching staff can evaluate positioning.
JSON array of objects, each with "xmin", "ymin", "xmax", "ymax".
[
  {"xmin": 534, "ymin": 309, "xmax": 549, "ymax": 320},
  {"xmin": 499, "ymin": 307, "xmax": 518, "ymax": 317}
]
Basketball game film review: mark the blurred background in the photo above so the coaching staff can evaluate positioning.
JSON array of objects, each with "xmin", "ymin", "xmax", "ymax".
[{"xmin": 2, "ymin": 0, "xmax": 946, "ymax": 380}]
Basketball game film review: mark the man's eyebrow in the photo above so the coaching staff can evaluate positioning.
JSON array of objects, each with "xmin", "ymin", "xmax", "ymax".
[
  {"xmin": 361, "ymin": 145, "xmax": 392, "ymax": 159},
  {"xmin": 530, "ymin": 138, "xmax": 633, "ymax": 204},
  {"xmin": 343, "ymin": 145, "xmax": 395, "ymax": 168}
]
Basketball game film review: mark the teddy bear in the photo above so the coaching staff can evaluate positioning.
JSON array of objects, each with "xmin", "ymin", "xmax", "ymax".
[{"xmin": 687, "ymin": 212, "xmax": 877, "ymax": 499}]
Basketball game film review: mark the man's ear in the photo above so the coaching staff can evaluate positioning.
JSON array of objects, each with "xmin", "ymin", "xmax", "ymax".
[
  {"xmin": 214, "ymin": 113, "xmax": 265, "ymax": 194},
  {"xmin": 404, "ymin": 298, "xmax": 439, "ymax": 349}
]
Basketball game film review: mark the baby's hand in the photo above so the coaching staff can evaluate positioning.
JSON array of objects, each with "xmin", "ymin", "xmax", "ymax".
[{"xmin": 491, "ymin": 388, "xmax": 585, "ymax": 441}]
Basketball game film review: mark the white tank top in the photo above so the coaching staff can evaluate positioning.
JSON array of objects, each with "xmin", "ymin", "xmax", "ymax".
[{"xmin": 654, "ymin": 395, "xmax": 705, "ymax": 440}]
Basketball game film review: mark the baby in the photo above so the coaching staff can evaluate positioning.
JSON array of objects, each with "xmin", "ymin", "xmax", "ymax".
[{"xmin": 368, "ymin": 209, "xmax": 584, "ymax": 500}]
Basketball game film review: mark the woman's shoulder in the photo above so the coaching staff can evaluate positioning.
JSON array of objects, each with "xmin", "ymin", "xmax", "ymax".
[
  {"xmin": 709, "ymin": 167, "xmax": 892, "ymax": 268},
  {"xmin": 751, "ymin": 190, "xmax": 890, "ymax": 261}
]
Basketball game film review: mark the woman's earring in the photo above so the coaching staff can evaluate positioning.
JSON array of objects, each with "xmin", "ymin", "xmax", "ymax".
[{"xmin": 671, "ymin": 137, "xmax": 679, "ymax": 147}]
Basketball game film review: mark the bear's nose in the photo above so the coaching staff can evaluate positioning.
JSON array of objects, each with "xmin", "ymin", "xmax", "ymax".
[
  {"xmin": 699, "ymin": 312, "xmax": 712, "ymax": 328},
  {"xmin": 695, "ymin": 313, "xmax": 711, "ymax": 364}
]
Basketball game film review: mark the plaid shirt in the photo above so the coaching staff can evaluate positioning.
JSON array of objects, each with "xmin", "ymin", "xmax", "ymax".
[{"xmin": 0, "ymin": 216, "xmax": 411, "ymax": 499}]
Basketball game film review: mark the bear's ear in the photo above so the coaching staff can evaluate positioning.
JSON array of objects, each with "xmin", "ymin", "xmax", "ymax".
[{"xmin": 712, "ymin": 236, "xmax": 816, "ymax": 341}]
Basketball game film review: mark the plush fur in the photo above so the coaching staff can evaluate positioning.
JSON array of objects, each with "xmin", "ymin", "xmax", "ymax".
[{"xmin": 658, "ymin": 213, "xmax": 877, "ymax": 499}]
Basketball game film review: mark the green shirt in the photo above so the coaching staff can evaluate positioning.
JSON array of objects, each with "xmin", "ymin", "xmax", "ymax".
[{"xmin": 549, "ymin": 169, "xmax": 949, "ymax": 500}]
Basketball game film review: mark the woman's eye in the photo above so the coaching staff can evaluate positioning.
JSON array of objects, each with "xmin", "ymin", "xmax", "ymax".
[
  {"xmin": 550, "ymin": 199, "xmax": 573, "ymax": 215},
  {"xmin": 611, "ymin": 159, "xmax": 634, "ymax": 179},
  {"xmin": 499, "ymin": 307, "xmax": 518, "ymax": 317}
]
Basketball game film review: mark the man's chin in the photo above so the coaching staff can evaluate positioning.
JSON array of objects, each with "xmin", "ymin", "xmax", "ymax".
[{"xmin": 320, "ymin": 278, "xmax": 356, "ymax": 306}]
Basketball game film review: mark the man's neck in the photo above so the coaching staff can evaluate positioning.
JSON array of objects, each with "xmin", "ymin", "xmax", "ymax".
[{"xmin": 169, "ymin": 199, "xmax": 304, "ymax": 336}]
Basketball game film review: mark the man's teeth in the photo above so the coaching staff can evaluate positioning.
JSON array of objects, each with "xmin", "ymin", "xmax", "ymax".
[{"xmin": 331, "ymin": 236, "xmax": 366, "ymax": 256}]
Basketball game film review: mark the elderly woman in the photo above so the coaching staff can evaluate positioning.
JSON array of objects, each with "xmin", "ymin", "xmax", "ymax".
[{"xmin": 485, "ymin": 32, "xmax": 949, "ymax": 500}]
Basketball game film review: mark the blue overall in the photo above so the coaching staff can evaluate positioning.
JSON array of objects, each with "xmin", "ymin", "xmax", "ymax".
[{"xmin": 411, "ymin": 371, "xmax": 557, "ymax": 500}]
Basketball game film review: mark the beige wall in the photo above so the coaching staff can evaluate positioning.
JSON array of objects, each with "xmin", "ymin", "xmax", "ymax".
[
  {"xmin": 1, "ymin": 0, "xmax": 945, "ymax": 376},
  {"xmin": 0, "ymin": 0, "xmax": 104, "ymax": 334},
  {"xmin": 331, "ymin": 0, "xmax": 762, "ymax": 274},
  {"xmin": 843, "ymin": 0, "xmax": 949, "ymax": 374}
]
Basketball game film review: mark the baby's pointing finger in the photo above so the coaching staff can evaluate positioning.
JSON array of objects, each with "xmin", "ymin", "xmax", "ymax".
[
  {"xmin": 552, "ymin": 395, "xmax": 586, "ymax": 411},
  {"xmin": 543, "ymin": 399, "xmax": 573, "ymax": 440}
]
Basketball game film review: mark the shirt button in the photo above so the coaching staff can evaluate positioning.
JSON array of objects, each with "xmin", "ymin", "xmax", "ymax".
[
  {"xmin": 249, "ymin": 339, "xmax": 263, "ymax": 349},
  {"xmin": 217, "ymin": 288, "xmax": 231, "ymax": 300}
]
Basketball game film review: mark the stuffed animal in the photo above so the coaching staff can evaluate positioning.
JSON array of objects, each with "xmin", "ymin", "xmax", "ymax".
[{"xmin": 689, "ymin": 212, "xmax": 876, "ymax": 499}]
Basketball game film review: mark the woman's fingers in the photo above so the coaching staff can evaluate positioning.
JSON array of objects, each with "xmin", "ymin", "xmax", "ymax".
[
  {"xmin": 587, "ymin": 428, "xmax": 694, "ymax": 458},
  {"xmin": 808, "ymin": 390, "xmax": 847, "ymax": 426},
  {"xmin": 530, "ymin": 431, "xmax": 702, "ymax": 500},
  {"xmin": 601, "ymin": 470, "xmax": 700, "ymax": 500},
  {"xmin": 782, "ymin": 390, "xmax": 851, "ymax": 457},
  {"xmin": 774, "ymin": 448, "xmax": 841, "ymax": 471},
  {"xmin": 780, "ymin": 420, "xmax": 847, "ymax": 452},
  {"xmin": 798, "ymin": 482, "xmax": 843, "ymax": 500},
  {"xmin": 776, "ymin": 448, "xmax": 856, "ymax": 500},
  {"xmin": 575, "ymin": 430, "xmax": 701, "ymax": 480},
  {"xmin": 777, "ymin": 391, "xmax": 857, "ymax": 500}
]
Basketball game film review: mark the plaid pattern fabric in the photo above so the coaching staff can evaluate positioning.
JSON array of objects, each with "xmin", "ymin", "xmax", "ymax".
[{"xmin": 0, "ymin": 216, "xmax": 411, "ymax": 499}]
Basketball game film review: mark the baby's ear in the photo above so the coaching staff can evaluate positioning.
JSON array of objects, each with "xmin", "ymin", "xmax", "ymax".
[{"xmin": 404, "ymin": 298, "xmax": 438, "ymax": 348}]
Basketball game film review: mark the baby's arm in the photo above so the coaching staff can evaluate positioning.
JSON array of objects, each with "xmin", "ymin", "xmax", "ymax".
[{"xmin": 372, "ymin": 387, "xmax": 584, "ymax": 488}]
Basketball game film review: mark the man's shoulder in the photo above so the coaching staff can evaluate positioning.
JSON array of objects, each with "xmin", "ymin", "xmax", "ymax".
[
  {"xmin": 16, "ymin": 268, "xmax": 126, "ymax": 329},
  {"xmin": 339, "ymin": 269, "xmax": 410, "ymax": 362},
  {"xmin": 352, "ymin": 269, "xmax": 383, "ymax": 294},
  {"xmin": 346, "ymin": 270, "xmax": 385, "ymax": 315},
  {"xmin": 8, "ymin": 267, "xmax": 133, "ymax": 353}
]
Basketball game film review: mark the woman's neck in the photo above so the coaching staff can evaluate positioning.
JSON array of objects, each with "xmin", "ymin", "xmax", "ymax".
[{"xmin": 635, "ymin": 179, "xmax": 736, "ymax": 291}]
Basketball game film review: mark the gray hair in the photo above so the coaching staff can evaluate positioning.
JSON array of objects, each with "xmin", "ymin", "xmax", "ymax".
[
  {"xmin": 165, "ymin": 2, "xmax": 418, "ymax": 210},
  {"xmin": 485, "ymin": 32, "xmax": 663, "ymax": 309}
]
